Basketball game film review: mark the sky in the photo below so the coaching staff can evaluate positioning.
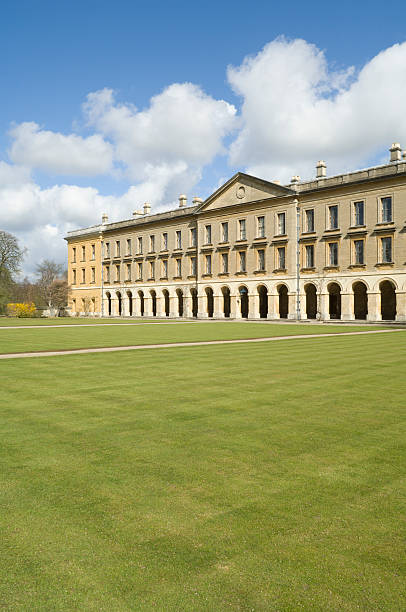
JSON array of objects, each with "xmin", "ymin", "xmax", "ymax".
[{"xmin": 1, "ymin": 0, "xmax": 406, "ymax": 277}]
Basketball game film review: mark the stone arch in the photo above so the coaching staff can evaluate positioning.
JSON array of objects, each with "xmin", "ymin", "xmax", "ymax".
[
  {"xmin": 328, "ymin": 282, "xmax": 341, "ymax": 319},
  {"xmin": 126, "ymin": 290, "xmax": 133, "ymax": 316},
  {"xmin": 352, "ymin": 281, "xmax": 368, "ymax": 320},
  {"xmin": 305, "ymin": 283, "xmax": 317, "ymax": 319},
  {"xmin": 277, "ymin": 284, "xmax": 288, "ymax": 319},
  {"xmin": 176, "ymin": 288, "xmax": 184, "ymax": 317},
  {"xmin": 150, "ymin": 290, "xmax": 157, "ymax": 317},
  {"xmin": 380, "ymin": 280, "xmax": 396, "ymax": 320},
  {"xmin": 257, "ymin": 284, "xmax": 268, "ymax": 319},
  {"xmin": 238, "ymin": 285, "xmax": 249, "ymax": 318},
  {"xmin": 162, "ymin": 289, "xmax": 170, "ymax": 317},
  {"xmin": 106, "ymin": 291, "xmax": 112, "ymax": 316},
  {"xmin": 221, "ymin": 286, "xmax": 231, "ymax": 318},
  {"xmin": 138, "ymin": 290, "xmax": 145, "ymax": 317},
  {"xmin": 116, "ymin": 291, "xmax": 122, "ymax": 316},
  {"xmin": 205, "ymin": 286, "xmax": 214, "ymax": 318},
  {"xmin": 190, "ymin": 287, "xmax": 198, "ymax": 318}
]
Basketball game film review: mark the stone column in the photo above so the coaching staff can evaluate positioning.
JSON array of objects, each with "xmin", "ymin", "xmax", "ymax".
[
  {"xmin": 229, "ymin": 294, "xmax": 237, "ymax": 319},
  {"xmin": 367, "ymin": 292, "xmax": 381, "ymax": 322},
  {"xmin": 287, "ymin": 292, "xmax": 297, "ymax": 320},
  {"xmin": 341, "ymin": 292, "xmax": 354, "ymax": 321},
  {"xmin": 143, "ymin": 295, "xmax": 152, "ymax": 317},
  {"xmin": 234, "ymin": 295, "xmax": 242, "ymax": 319},
  {"xmin": 169, "ymin": 295, "xmax": 178, "ymax": 318},
  {"xmin": 395, "ymin": 291, "xmax": 406, "ymax": 321},
  {"xmin": 319, "ymin": 292, "xmax": 330, "ymax": 321},
  {"xmin": 198, "ymin": 294, "xmax": 208, "ymax": 318},
  {"xmin": 298, "ymin": 292, "xmax": 307, "ymax": 320},
  {"xmin": 213, "ymin": 294, "xmax": 223, "ymax": 318},
  {"xmin": 156, "ymin": 295, "xmax": 165, "ymax": 318},
  {"xmin": 184, "ymin": 294, "xmax": 193, "ymax": 318},
  {"xmin": 267, "ymin": 293, "xmax": 279, "ymax": 319},
  {"xmin": 248, "ymin": 293, "xmax": 259, "ymax": 319}
]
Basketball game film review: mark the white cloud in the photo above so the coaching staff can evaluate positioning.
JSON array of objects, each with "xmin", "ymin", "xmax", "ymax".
[
  {"xmin": 228, "ymin": 38, "xmax": 406, "ymax": 181},
  {"xmin": 9, "ymin": 122, "xmax": 113, "ymax": 176}
]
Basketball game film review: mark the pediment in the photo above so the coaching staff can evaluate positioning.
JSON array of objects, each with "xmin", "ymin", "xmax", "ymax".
[{"xmin": 199, "ymin": 173, "xmax": 293, "ymax": 212}]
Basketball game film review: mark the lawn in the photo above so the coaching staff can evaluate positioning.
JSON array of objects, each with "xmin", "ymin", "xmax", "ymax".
[
  {"xmin": 0, "ymin": 317, "xmax": 176, "ymax": 327},
  {"xmin": 1, "ymin": 333, "xmax": 405, "ymax": 610},
  {"xmin": 0, "ymin": 321, "xmax": 396, "ymax": 355}
]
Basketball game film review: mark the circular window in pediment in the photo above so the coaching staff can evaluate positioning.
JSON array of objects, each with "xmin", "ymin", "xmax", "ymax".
[{"xmin": 236, "ymin": 185, "xmax": 246, "ymax": 199}]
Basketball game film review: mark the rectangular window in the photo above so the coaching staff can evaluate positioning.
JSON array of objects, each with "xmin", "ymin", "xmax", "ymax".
[
  {"xmin": 126, "ymin": 239, "xmax": 131, "ymax": 255},
  {"xmin": 381, "ymin": 237, "xmax": 392, "ymax": 262},
  {"xmin": 277, "ymin": 247, "xmax": 286, "ymax": 270},
  {"xmin": 329, "ymin": 242, "xmax": 338, "ymax": 266},
  {"xmin": 354, "ymin": 201, "xmax": 365, "ymax": 226},
  {"xmin": 190, "ymin": 228, "xmax": 196, "ymax": 247},
  {"xmin": 81, "ymin": 268, "xmax": 85, "ymax": 283},
  {"xmin": 81, "ymin": 245, "xmax": 86, "ymax": 261},
  {"xmin": 239, "ymin": 250, "xmax": 246, "ymax": 272},
  {"xmin": 162, "ymin": 259, "xmax": 168, "ymax": 278},
  {"xmin": 257, "ymin": 216, "xmax": 265, "ymax": 238},
  {"xmin": 205, "ymin": 224, "xmax": 212, "ymax": 244},
  {"xmin": 106, "ymin": 266, "xmax": 110, "ymax": 283},
  {"xmin": 305, "ymin": 244, "xmax": 314, "ymax": 268},
  {"xmin": 126, "ymin": 263, "xmax": 131, "ymax": 281},
  {"xmin": 176, "ymin": 230, "xmax": 182, "ymax": 249},
  {"xmin": 205, "ymin": 254, "xmax": 212, "ymax": 275},
  {"xmin": 137, "ymin": 262, "xmax": 142, "ymax": 279},
  {"xmin": 138, "ymin": 237, "xmax": 143, "ymax": 254},
  {"xmin": 257, "ymin": 249, "xmax": 265, "ymax": 271},
  {"xmin": 105, "ymin": 242, "xmax": 110, "ymax": 258},
  {"xmin": 381, "ymin": 197, "xmax": 392, "ymax": 223},
  {"xmin": 149, "ymin": 261, "xmax": 155, "ymax": 279},
  {"xmin": 72, "ymin": 269, "xmax": 76, "ymax": 284},
  {"xmin": 72, "ymin": 247, "xmax": 76, "ymax": 263},
  {"xmin": 354, "ymin": 240, "xmax": 364, "ymax": 264},
  {"xmin": 115, "ymin": 241, "xmax": 120, "ymax": 257},
  {"xmin": 305, "ymin": 209, "xmax": 315, "ymax": 232},
  {"xmin": 115, "ymin": 264, "xmax": 120, "ymax": 281},
  {"xmin": 221, "ymin": 222, "xmax": 229, "ymax": 242},
  {"xmin": 328, "ymin": 205, "xmax": 338, "ymax": 229},
  {"xmin": 91, "ymin": 267, "xmax": 95, "ymax": 283},
  {"xmin": 277, "ymin": 212, "xmax": 286, "ymax": 235},
  {"xmin": 176, "ymin": 258, "xmax": 182, "ymax": 277},
  {"xmin": 150, "ymin": 235, "xmax": 155, "ymax": 252},
  {"xmin": 190, "ymin": 256, "xmax": 197, "ymax": 276},
  {"xmin": 91, "ymin": 244, "xmax": 95, "ymax": 260},
  {"xmin": 162, "ymin": 232, "xmax": 168, "ymax": 250},
  {"xmin": 221, "ymin": 252, "xmax": 228, "ymax": 273},
  {"xmin": 239, "ymin": 219, "xmax": 246, "ymax": 240}
]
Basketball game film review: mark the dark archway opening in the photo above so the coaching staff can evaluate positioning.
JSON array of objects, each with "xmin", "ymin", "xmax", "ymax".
[
  {"xmin": 151, "ymin": 291, "xmax": 157, "ymax": 316},
  {"xmin": 106, "ymin": 292, "xmax": 112, "ymax": 316},
  {"xmin": 258, "ymin": 285, "xmax": 268, "ymax": 318},
  {"xmin": 117, "ymin": 292, "xmax": 122, "ymax": 316},
  {"xmin": 380, "ymin": 280, "xmax": 396, "ymax": 320},
  {"xmin": 177, "ymin": 289, "xmax": 184, "ymax": 317},
  {"xmin": 278, "ymin": 285, "xmax": 288, "ymax": 319},
  {"xmin": 206, "ymin": 287, "xmax": 214, "ymax": 318},
  {"xmin": 353, "ymin": 282, "xmax": 367, "ymax": 320},
  {"xmin": 163, "ymin": 290, "xmax": 170, "ymax": 317},
  {"xmin": 222, "ymin": 287, "xmax": 231, "ymax": 318},
  {"xmin": 127, "ymin": 291, "xmax": 133, "ymax": 316},
  {"xmin": 191, "ymin": 289, "xmax": 198, "ymax": 318},
  {"xmin": 305, "ymin": 284, "xmax": 317, "ymax": 319},
  {"xmin": 138, "ymin": 291, "xmax": 144, "ymax": 316},
  {"xmin": 328, "ymin": 283, "xmax": 341, "ymax": 319},
  {"xmin": 239, "ymin": 286, "xmax": 249, "ymax": 318}
]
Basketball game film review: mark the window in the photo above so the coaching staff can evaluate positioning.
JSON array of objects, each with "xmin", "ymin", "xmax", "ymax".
[
  {"xmin": 162, "ymin": 232, "xmax": 168, "ymax": 250},
  {"xmin": 176, "ymin": 258, "xmax": 182, "ymax": 277},
  {"xmin": 72, "ymin": 269, "xmax": 76, "ymax": 284},
  {"xmin": 81, "ymin": 268, "xmax": 86, "ymax": 283},
  {"xmin": 277, "ymin": 212, "xmax": 286, "ymax": 235},
  {"xmin": 162, "ymin": 259, "xmax": 168, "ymax": 278},
  {"xmin": 91, "ymin": 267, "xmax": 95, "ymax": 283},
  {"xmin": 354, "ymin": 240, "xmax": 364, "ymax": 264},
  {"xmin": 138, "ymin": 237, "xmax": 143, "ymax": 254},
  {"xmin": 381, "ymin": 237, "xmax": 392, "ymax": 263},
  {"xmin": 329, "ymin": 242, "xmax": 338, "ymax": 266},
  {"xmin": 176, "ymin": 230, "xmax": 182, "ymax": 249},
  {"xmin": 126, "ymin": 263, "xmax": 131, "ymax": 281},
  {"xmin": 257, "ymin": 249, "xmax": 265, "ymax": 271},
  {"xmin": 126, "ymin": 239, "xmax": 131, "ymax": 255},
  {"xmin": 328, "ymin": 205, "xmax": 338, "ymax": 229},
  {"xmin": 205, "ymin": 254, "xmax": 212, "ymax": 275},
  {"xmin": 277, "ymin": 247, "xmax": 286, "ymax": 270},
  {"xmin": 381, "ymin": 197, "xmax": 392, "ymax": 223},
  {"xmin": 190, "ymin": 228, "xmax": 196, "ymax": 247},
  {"xmin": 91, "ymin": 244, "xmax": 95, "ymax": 260},
  {"xmin": 221, "ymin": 222, "xmax": 229, "ymax": 242},
  {"xmin": 105, "ymin": 242, "xmax": 110, "ymax": 258},
  {"xmin": 221, "ymin": 252, "xmax": 228, "ymax": 273},
  {"xmin": 115, "ymin": 241, "xmax": 120, "ymax": 257},
  {"xmin": 81, "ymin": 245, "xmax": 86, "ymax": 261},
  {"xmin": 239, "ymin": 219, "xmax": 246, "ymax": 240},
  {"xmin": 239, "ymin": 251, "xmax": 246, "ymax": 272},
  {"xmin": 115, "ymin": 264, "xmax": 120, "ymax": 281},
  {"xmin": 137, "ymin": 262, "xmax": 142, "ymax": 279},
  {"xmin": 205, "ymin": 224, "xmax": 212, "ymax": 244},
  {"xmin": 150, "ymin": 235, "xmax": 155, "ymax": 252},
  {"xmin": 305, "ymin": 209, "xmax": 315, "ymax": 232},
  {"xmin": 105, "ymin": 266, "xmax": 110, "ymax": 283},
  {"xmin": 190, "ymin": 256, "xmax": 197, "ymax": 276},
  {"xmin": 149, "ymin": 261, "xmax": 155, "ymax": 279},
  {"xmin": 354, "ymin": 201, "xmax": 365, "ymax": 226},
  {"xmin": 305, "ymin": 244, "xmax": 314, "ymax": 268},
  {"xmin": 257, "ymin": 216, "xmax": 265, "ymax": 238},
  {"xmin": 72, "ymin": 247, "xmax": 76, "ymax": 263}
]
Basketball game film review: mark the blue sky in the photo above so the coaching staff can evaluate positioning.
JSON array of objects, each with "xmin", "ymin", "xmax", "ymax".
[{"xmin": 1, "ymin": 0, "xmax": 406, "ymax": 274}]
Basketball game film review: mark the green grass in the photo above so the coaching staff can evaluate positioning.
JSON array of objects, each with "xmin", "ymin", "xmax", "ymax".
[
  {"xmin": 1, "ymin": 333, "xmax": 405, "ymax": 610},
  {"xmin": 0, "ymin": 316, "xmax": 176, "ymax": 327},
  {"xmin": 0, "ymin": 321, "xmax": 395, "ymax": 354}
]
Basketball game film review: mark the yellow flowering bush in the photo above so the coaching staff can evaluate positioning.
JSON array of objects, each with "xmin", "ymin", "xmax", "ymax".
[{"xmin": 7, "ymin": 302, "xmax": 37, "ymax": 318}]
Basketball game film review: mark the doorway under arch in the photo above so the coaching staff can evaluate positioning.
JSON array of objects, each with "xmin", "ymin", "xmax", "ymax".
[
  {"xmin": 222, "ymin": 286, "xmax": 231, "ymax": 318},
  {"xmin": 163, "ymin": 290, "xmax": 170, "ymax": 317},
  {"xmin": 328, "ymin": 283, "xmax": 341, "ymax": 319},
  {"xmin": 116, "ymin": 292, "xmax": 122, "ymax": 316},
  {"xmin": 176, "ymin": 289, "xmax": 184, "ymax": 317},
  {"xmin": 239, "ymin": 286, "xmax": 249, "ymax": 318},
  {"xmin": 127, "ymin": 291, "xmax": 133, "ymax": 316},
  {"xmin": 190, "ymin": 288, "xmax": 198, "ymax": 317},
  {"xmin": 305, "ymin": 283, "xmax": 317, "ymax": 319},
  {"xmin": 258, "ymin": 285, "xmax": 268, "ymax": 318},
  {"xmin": 380, "ymin": 280, "xmax": 396, "ymax": 320},
  {"xmin": 106, "ymin": 292, "xmax": 112, "ymax": 316},
  {"xmin": 138, "ymin": 291, "xmax": 145, "ymax": 316},
  {"xmin": 150, "ymin": 290, "xmax": 157, "ymax": 316},
  {"xmin": 205, "ymin": 287, "xmax": 214, "ymax": 318},
  {"xmin": 277, "ymin": 285, "xmax": 288, "ymax": 319},
  {"xmin": 353, "ymin": 282, "xmax": 367, "ymax": 320}
]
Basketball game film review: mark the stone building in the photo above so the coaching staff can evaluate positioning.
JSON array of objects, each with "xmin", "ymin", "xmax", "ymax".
[{"xmin": 65, "ymin": 144, "xmax": 406, "ymax": 321}]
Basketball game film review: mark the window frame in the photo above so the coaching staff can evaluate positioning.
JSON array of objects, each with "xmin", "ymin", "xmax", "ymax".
[
  {"xmin": 352, "ymin": 200, "xmax": 365, "ymax": 227},
  {"xmin": 304, "ymin": 208, "xmax": 315, "ymax": 233},
  {"xmin": 238, "ymin": 218, "xmax": 247, "ymax": 241},
  {"xmin": 239, "ymin": 250, "xmax": 247, "ymax": 272},
  {"xmin": 257, "ymin": 215, "xmax": 265, "ymax": 238},
  {"xmin": 221, "ymin": 221, "xmax": 229, "ymax": 243},
  {"xmin": 276, "ymin": 211, "xmax": 286, "ymax": 236},
  {"xmin": 378, "ymin": 194, "xmax": 394, "ymax": 224},
  {"xmin": 327, "ymin": 204, "xmax": 339, "ymax": 230}
]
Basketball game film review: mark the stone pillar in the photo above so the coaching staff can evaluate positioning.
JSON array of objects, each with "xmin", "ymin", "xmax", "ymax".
[
  {"xmin": 341, "ymin": 292, "xmax": 354, "ymax": 321},
  {"xmin": 197, "ymin": 295, "xmax": 208, "ymax": 318},
  {"xmin": 234, "ymin": 294, "xmax": 242, "ymax": 319},
  {"xmin": 144, "ymin": 295, "xmax": 152, "ymax": 317},
  {"xmin": 213, "ymin": 295, "xmax": 223, "ymax": 318},
  {"xmin": 169, "ymin": 295, "xmax": 178, "ymax": 318},
  {"xmin": 184, "ymin": 294, "xmax": 193, "ymax": 318},
  {"xmin": 248, "ymin": 293, "xmax": 259, "ymax": 319},
  {"xmin": 156, "ymin": 295, "xmax": 165, "ymax": 318},
  {"xmin": 111, "ymin": 297, "xmax": 118, "ymax": 316},
  {"xmin": 367, "ymin": 292, "xmax": 381, "ymax": 322},
  {"xmin": 395, "ymin": 291, "xmax": 406, "ymax": 321},
  {"xmin": 298, "ymin": 292, "xmax": 307, "ymax": 320},
  {"xmin": 287, "ymin": 292, "xmax": 297, "ymax": 320},
  {"xmin": 229, "ymin": 294, "xmax": 237, "ymax": 319},
  {"xmin": 319, "ymin": 292, "xmax": 330, "ymax": 321},
  {"xmin": 267, "ymin": 293, "xmax": 279, "ymax": 319}
]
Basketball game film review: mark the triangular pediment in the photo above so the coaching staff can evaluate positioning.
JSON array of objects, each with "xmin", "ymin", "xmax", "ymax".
[{"xmin": 198, "ymin": 173, "xmax": 293, "ymax": 212}]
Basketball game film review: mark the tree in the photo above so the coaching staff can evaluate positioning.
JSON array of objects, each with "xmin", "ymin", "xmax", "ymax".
[
  {"xmin": 35, "ymin": 260, "xmax": 69, "ymax": 314},
  {"xmin": 0, "ymin": 230, "xmax": 25, "ymax": 313}
]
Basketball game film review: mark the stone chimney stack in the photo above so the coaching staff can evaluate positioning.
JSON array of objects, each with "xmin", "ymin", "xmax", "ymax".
[
  {"xmin": 291, "ymin": 175, "xmax": 300, "ymax": 185},
  {"xmin": 192, "ymin": 196, "xmax": 203, "ymax": 206},
  {"xmin": 143, "ymin": 202, "xmax": 151, "ymax": 215},
  {"xmin": 390, "ymin": 143, "xmax": 402, "ymax": 162},
  {"xmin": 132, "ymin": 210, "xmax": 143, "ymax": 217},
  {"xmin": 179, "ymin": 194, "xmax": 187, "ymax": 208},
  {"xmin": 102, "ymin": 213, "xmax": 108, "ymax": 224},
  {"xmin": 316, "ymin": 160, "xmax": 327, "ymax": 178}
]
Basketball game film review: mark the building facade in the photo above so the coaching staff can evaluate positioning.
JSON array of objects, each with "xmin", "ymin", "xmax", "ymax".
[{"xmin": 65, "ymin": 144, "xmax": 406, "ymax": 322}]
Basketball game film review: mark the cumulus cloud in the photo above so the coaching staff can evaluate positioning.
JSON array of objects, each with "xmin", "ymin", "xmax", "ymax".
[
  {"xmin": 228, "ymin": 37, "xmax": 406, "ymax": 181},
  {"xmin": 9, "ymin": 122, "xmax": 114, "ymax": 176}
]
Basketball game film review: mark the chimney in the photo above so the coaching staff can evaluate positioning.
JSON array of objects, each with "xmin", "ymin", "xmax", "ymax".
[
  {"xmin": 179, "ymin": 194, "xmax": 187, "ymax": 208},
  {"xmin": 143, "ymin": 202, "xmax": 151, "ymax": 215},
  {"xmin": 316, "ymin": 160, "xmax": 327, "ymax": 178},
  {"xmin": 102, "ymin": 213, "xmax": 108, "ymax": 224},
  {"xmin": 133, "ymin": 210, "xmax": 143, "ymax": 217},
  {"xmin": 192, "ymin": 196, "xmax": 203, "ymax": 206},
  {"xmin": 291, "ymin": 175, "xmax": 300, "ymax": 184},
  {"xmin": 390, "ymin": 143, "xmax": 402, "ymax": 162}
]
